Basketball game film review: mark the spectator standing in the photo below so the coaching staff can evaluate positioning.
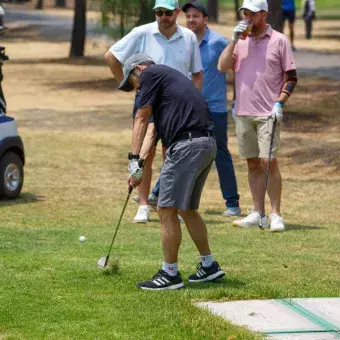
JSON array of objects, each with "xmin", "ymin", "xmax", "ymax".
[
  {"xmin": 302, "ymin": 0, "xmax": 316, "ymax": 39},
  {"xmin": 182, "ymin": 1, "xmax": 241, "ymax": 216},
  {"xmin": 218, "ymin": 0, "xmax": 298, "ymax": 232},
  {"xmin": 281, "ymin": 0, "xmax": 297, "ymax": 51}
]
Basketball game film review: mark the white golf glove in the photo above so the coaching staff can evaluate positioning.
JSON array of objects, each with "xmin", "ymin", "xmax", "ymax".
[
  {"xmin": 271, "ymin": 102, "xmax": 284, "ymax": 122},
  {"xmin": 232, "ymin": 21, "xmax": 248, "ymax": 42},
  {"xmin": 231, "ymin": 100, "xmax": 236, "ymax": 118},
  {"xmin": 128, "ymin": 159, "xmax": 143, "ymax": 181}
]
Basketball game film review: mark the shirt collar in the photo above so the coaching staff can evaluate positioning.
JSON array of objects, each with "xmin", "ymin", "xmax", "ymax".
[
  {"xmin": 249, "ymin": 24, "xmax": 273, "ymax": 39},
  {"xmin": 202, "ymin": 27, "xmax": 210, "ymax": 43}
]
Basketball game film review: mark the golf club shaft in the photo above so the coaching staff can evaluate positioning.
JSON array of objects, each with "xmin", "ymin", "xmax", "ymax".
[
  {"xmin": 105, "ymin": 185, "xmax": 133, "ymax": 265},
  {"xmin": 260, "ymin": 118, "xmax": 277, "ymax": 228}
]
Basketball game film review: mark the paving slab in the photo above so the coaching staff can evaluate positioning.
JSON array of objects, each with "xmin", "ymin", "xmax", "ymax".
[{"xmin": 196, "ymin": 298, "xmax": 340, "ymax": 340}]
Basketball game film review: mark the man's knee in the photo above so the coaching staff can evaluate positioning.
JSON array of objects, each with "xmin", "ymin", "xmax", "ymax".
[
  {"xmin": 179, "ymin": 209, "xmax": 196, "ymax": 219},
  {"xmin": 247, "ymin": 158, "xmax": 262, "ymax": 172},
  {"xmin": 261, "ymin": 158, "xmax": 279, "ymax": 173},
  {"xmin": 158, "ymin": 206, "xmax": 178, "ymax": 221}
]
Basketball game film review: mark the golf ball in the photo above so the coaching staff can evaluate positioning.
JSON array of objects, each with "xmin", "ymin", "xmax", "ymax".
[{"xmin": 79, "ymin": 235, "xmax": 87, "ymax": 243}]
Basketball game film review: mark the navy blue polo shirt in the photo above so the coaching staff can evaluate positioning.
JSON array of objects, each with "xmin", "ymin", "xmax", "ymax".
[
  {"xmin": 200, "ymin": 28, "xmax": 228, "ymax": 113},
  {"xmin": 139, "ymin": 64, "xmax": 213, "ymax": 147}
]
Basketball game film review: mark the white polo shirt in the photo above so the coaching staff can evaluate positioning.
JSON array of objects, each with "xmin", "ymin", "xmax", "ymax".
[{"xmin": 109, "ymin": 21, "xmax": 202, "ymax": 76}]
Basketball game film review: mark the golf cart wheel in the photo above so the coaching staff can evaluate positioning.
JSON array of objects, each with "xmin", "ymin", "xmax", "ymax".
[{"xmin": 0, "ymin": 151, "xmax": 24, "ymax": 199}]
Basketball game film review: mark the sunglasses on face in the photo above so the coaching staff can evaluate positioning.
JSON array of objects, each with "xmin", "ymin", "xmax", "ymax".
[{"xmin": 155, "ymin": 9, "xmax": 174, "ymax": 17}]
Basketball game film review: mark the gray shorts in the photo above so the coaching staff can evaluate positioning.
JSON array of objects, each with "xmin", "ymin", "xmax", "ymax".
[{"xmin": 158, "ymin": 136, "xmax": 216, "ymax": 211}]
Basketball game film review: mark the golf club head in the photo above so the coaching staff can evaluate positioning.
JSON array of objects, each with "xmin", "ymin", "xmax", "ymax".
[
  {"xmin": 259, "ymin": 215, "xmax": 268, "ymax": 230},
  {"xmin": 98, "ymin": 256, "xmax": 109, "ymax": 268}
]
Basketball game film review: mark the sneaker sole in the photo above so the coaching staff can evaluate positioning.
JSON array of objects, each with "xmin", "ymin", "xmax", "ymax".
[
  {"xmin": 270, "ymin": 228, "xmax": 285, "ymax": 233},
  {"xmin": 138, "ymin": 282, "xmax": 185, "ymax": 290},
  {"xmin": 133, "ymin": 220, "xmax": 150, "ymax": 223},
  {"xmin": 189, "ymin": 271, "xmax": 225, "ymax": 283}
]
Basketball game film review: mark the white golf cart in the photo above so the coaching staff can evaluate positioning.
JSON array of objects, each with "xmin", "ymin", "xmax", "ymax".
[{"xmin": 0, "ymin": 22, "xmax": 25, "ymax": 199}]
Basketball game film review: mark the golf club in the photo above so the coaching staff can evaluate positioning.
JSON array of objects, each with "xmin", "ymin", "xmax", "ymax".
[
  {"xmin": 259, "ymin": 117, "xmax": 277, "ymax": 230},
  {"xmin": 98, "ymin": 185, "xmax": 133, "ymax": 268}
]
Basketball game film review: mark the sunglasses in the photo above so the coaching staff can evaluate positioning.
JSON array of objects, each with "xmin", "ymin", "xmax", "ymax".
[{"xmin": 155, "ymin": 9, "xmax": 174, "ymax": 17}]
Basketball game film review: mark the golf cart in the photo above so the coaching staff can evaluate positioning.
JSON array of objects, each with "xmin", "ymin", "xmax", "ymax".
[{"xmin": 0, "ymin": 23, "xmax": 25, "ymax": 199}]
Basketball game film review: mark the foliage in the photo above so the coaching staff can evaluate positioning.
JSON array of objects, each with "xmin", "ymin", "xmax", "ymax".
[{"xmin": 100, "ymin": 0, "xmax": 154, "ymax": 38}]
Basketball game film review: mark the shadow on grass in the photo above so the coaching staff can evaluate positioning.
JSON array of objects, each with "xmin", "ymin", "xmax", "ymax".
[
  {"xmin": 285, "ymin": 224, "xmax": 324, "ymax": 231},
  {"xmin": 187, "ymin": 277, "xmax": 246, "ymax": 290},
  {"xmin": 0, "ymin": 192, "xmax": 46, "ymax": 207}
]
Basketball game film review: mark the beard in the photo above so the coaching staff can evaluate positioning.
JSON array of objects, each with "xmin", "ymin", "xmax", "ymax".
[{"xmin": 157, "ymin": 17, "xmax": 177, "ymax": 30}]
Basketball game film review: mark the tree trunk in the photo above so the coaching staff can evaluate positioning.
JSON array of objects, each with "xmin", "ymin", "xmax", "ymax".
[
  {"xmin": 207, "ymin": 0, "xmax": 218, "ymax": 23},
  {"xmin": 234, "ymin": 0, "xmax": 241, "ymax": 21},
  {"xmin": 56, "ymin": 0, "xmax": 66, "ymax": 8},
  {"xmin": 136, "ymin": 0, "xmax": 154, "ymax": 26},
  {"xmin": 35, "ymin": 0, "xmax": 43, "ymax": 10},
  {"xmin": 70, "ymin": 0, "xmax": 86, "ymax": 58},
  {"xmin": 267, "ymin": 0, "xmax": 283, "ymax": 32}
]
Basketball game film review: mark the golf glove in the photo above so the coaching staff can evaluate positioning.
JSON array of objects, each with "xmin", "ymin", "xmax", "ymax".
[
  {"xmin": 271, "ymin": 102, "xmax": 284, "ymax": 122},
  {"xmin": 128, "ymin": 159, "xmax": 143, "ymax": 181},
  {"xmin": 231, "ymin": 100, "xmax": 236, "ymax": 118},
  {"xmin": 232, "ymin": 21, "xmax": 248, "ymax": 42}
]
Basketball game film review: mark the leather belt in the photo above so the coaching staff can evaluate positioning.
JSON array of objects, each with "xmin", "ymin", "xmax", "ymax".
[{"xmin": 173, "ymin": 130, "xmax": 214, "ymax": 143}]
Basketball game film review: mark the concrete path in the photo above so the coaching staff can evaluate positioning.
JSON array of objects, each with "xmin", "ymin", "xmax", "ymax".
[{"xmin": 196, "ymin": 298, "xmax": 340, "ymax": 339}]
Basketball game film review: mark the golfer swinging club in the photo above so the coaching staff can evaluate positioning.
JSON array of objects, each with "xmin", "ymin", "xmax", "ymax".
[{"xmin": 120, "ymin": 53, "xmax": 225, "ymax": 290}]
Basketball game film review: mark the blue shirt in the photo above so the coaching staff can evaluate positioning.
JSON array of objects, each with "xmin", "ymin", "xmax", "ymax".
[
  {"xmin": 200, "ymin": 28, "xmax": 228, "ymax": 113},
  {"xmin": 282, "ymin": 0, "xmax": 295, "ymax": 11}
]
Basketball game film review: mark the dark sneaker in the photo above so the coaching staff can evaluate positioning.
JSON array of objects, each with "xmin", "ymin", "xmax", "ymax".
[
  {"xmin": 188, "ymin": 261, "xmax": 225, "ymax": 283},
  {"xmin": 136, "ymin": 269, "xmax": 184, "ymax": 290}
]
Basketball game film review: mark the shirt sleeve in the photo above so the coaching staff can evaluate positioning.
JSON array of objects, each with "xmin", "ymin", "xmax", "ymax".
[
  {"xmin": 139, "ymin": 69, "xmax": 160, "ymax": 109},
  {"xmin": 280, "ymin": 36, "xmax": 297, "ymax": 72},
  {"xmin": 190, "ymin": 34, "xmax": 203, "ymax": 74},
  {"xmin": 108, "ymin": 28, "xmax": 140, "ymax": 64}
]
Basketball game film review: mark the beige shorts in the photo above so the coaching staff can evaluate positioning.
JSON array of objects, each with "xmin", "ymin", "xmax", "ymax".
[{"xmin": 235, "ymin": 115, "xmax": 281, "ymax": 159}]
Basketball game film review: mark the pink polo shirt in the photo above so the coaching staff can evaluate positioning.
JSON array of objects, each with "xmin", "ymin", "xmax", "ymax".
[{"xmin": 233, "ymin": 25, "xmax": 296, "ymax": 116}]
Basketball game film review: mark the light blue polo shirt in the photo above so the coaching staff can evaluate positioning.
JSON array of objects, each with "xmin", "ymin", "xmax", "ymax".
[
  {"xmin": 109, "ymin": 21, "xmax": 202, "ymax": 76},
  {"xmin": 200, "ymin": 28, "xmax": 228, "ymax": 113}
]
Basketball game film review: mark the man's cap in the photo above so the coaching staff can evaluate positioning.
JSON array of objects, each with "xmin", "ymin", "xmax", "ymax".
[
  {"xmin": 153, "ymin": 0, "xmax": 180, "ymax": 10},
  {"xmin": 118, "ymin": 53, "xmax": 155, "ymax": 92},
  {"xmin": 182, "ymin": 1, "xmax": 208, "ymax": 17},
  {"xmin": 239, "ymin": 0, "xmax": 268, "ymax": 12}
]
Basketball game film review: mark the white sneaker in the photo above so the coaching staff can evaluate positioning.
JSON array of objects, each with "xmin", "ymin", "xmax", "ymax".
[
  {"xmin": 133, "ymin": 205, "xmax": 150, "ymax": 223},
  {"xmin": 223, "ymin": 207, "xmax": 241, "ymax": 217},
  {"xmin": 233, "ymin": 211, "xmax": 268, "ymax": 228},
  {"xmin": 178, "ymin": 215, "xmax": 184, "ymax": 223},
  {"xmin": 269, "ymin": 213, "xmax": 285, "ymax": 232}
]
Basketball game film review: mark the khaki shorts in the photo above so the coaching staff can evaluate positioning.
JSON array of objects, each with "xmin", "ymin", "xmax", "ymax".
[{"xmin": 235, "ymin": 116, "xmax": 281, "ymax": 159}]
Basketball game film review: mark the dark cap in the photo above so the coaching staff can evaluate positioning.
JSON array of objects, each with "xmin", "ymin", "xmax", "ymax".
[
  {"xmin": 118, "ymin": 53, "xmax": 155, "ymax": 92},
  {"xmin": 182, "ymin": 1, "xmax": 208, "ymax": 17}
]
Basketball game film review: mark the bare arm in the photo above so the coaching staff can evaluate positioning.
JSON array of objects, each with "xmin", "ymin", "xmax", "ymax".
[
  {"xmin": 191, "ymin": 70, "xmax": 203, "ymax": 91},
  {"xmin": 131, "ymin": 105, "xmax": 153, "ymax": 156},
  {"xmin": 218, "ymin": 41, "xmax": 237, "ymax": 72},
  {"xmin": 139, "ymin": 123, "xmax": 157, "ymax": 160},
  {"xmin": 105, "ymin": 51, "xmax": 124, "ymax": 83}
]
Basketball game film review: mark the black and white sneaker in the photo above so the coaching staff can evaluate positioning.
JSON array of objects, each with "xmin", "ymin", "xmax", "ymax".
[
  {"xmin": 188, "ymin": 261, "xmax": 225, "ymax": 283},
  {"xmin": 136, "ymin": 269, "xmax": 184, "ymax": 290}
]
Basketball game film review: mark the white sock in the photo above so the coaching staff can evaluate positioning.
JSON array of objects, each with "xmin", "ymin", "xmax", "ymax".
[
  {"xmin": 162, "ymin": 262, "xmax": 178, "ymax": 276},
  {"xmin": 200, "ymin": 254, "xmax": 213, "ymax": 268}
]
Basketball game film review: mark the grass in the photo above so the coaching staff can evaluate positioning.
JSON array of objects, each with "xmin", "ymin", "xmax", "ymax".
[{"xmin": 0, "ymin": 15, "xmax": 340, "ymax": 340}]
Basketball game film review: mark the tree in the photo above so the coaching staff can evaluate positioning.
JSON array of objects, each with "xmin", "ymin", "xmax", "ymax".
[
  {"xmin": 35, "ymin": 0, "xmax": 44, "ymax": 10},
  {"xmin": 136, "ymin": 0, "xmax": 154, "ymax": 26},
  {"xmin": 70, "ymin": 0, "xmax": 86, "ymax": 57},
  {"xmin": 267, "ymin": 0, "xmax": 283, "ymax": 32},
  {"xmin": 56, "ymin": 0, "xmax": 66, "ymax": 8},
  {"xmin": 207, "ymin": 0, "xmax": 218, "ymax": 23},
  {"xmin": 234, "ymin": 0, "xmax": 241, "ymax": 21}
]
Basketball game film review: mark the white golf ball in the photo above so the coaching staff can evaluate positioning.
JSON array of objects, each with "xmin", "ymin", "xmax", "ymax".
[{"xmin": 79, "ymin": 235, "xmax": 87, "ymax": 243}]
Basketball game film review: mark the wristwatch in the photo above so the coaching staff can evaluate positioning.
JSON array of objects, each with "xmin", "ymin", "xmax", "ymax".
[{"xmin": 128, "ymin": 152, "xmax": 140, "ymax": 160}]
